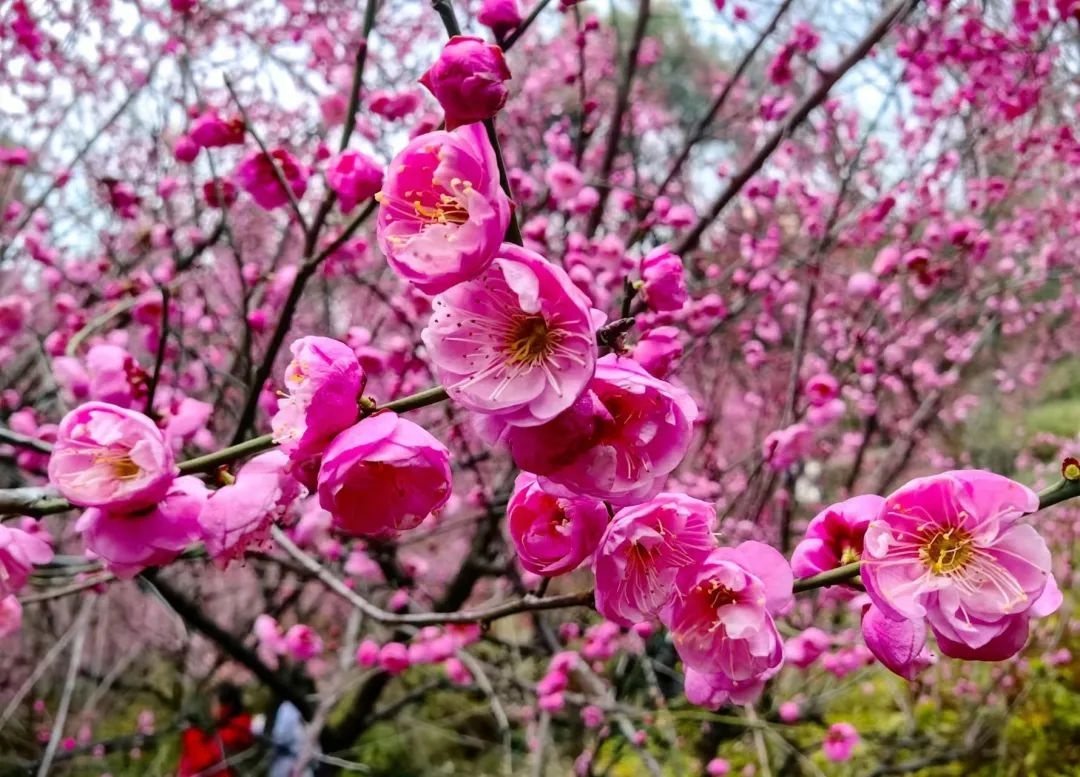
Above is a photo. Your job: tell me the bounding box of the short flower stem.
[792,561,862,594]
[1036,477,1080,511]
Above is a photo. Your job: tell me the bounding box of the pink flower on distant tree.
[822,722,859,762]
[235,149,308,210]
[640,245,688,312]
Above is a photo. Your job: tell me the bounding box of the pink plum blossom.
[317,413,452,537]
[639,245,688,312]
[283,624,324,661]
[422,244,597,426]
[199,451,304,567]
[862,470,1056,661]
[48,402,176,511]
[593,493,717,625]
[790,494,884,577]
[235,149,308,210]
[375,123,511,294]
[632,326,683,378]
[507,356,698,503]
[507,473,608,576]
[478,0,523,38]
[271,336,365,460]
[822,722,859,762]
[0,524,53,597]
[419,37,511,130]
[664,542,792,689]
[326,150,384,213]
[74,476,207,578]
[189,112,245,148]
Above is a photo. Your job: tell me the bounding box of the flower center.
[506,314,559,365]
[706,580,740,609]
[94,451,141,480]
[412,194,470,225]
[919,527,973,575]
[839,545,860,565]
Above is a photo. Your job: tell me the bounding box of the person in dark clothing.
[177,682,255,777]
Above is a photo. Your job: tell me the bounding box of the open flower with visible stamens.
[422,244,597,425]
[663,542,792,687]
[791,494,883,577]
[862,470,1057,661]
[376,123,510,294]
[593,493,717,626]
[48,402,176,511]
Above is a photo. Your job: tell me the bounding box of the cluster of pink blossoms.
[793,470,1060,676]
[31,23,1067,721]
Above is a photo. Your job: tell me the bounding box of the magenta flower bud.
[272,336,366,460]
[199,451,303,567]
[422,244,597,426]
[777,702,800,724]
[234,148,308,210]
[790,494,884,577]
[420,36,511,130]
[317,413,452,537]
[379,642,410,674]
[326,150,384,213]
[631,326,683,378]
[804,372,839,407]
[188,112,245,148]
[507,474,607,577]
[706,758,731,776]
[593,493,717,625]
[822,722,859,762]
[640,244,688,312]
[375,124,511,294]
[355,639,380,667]
[173,135,199,163]
[49,402,176,511]
[284,624,324,661]
[444,657,473,685]
[478,0,523,38]
[74,476,207,578]
[862,470,1057,662]
[0,524,53,598]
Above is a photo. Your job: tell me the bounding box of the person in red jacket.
[177,682,255,777]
